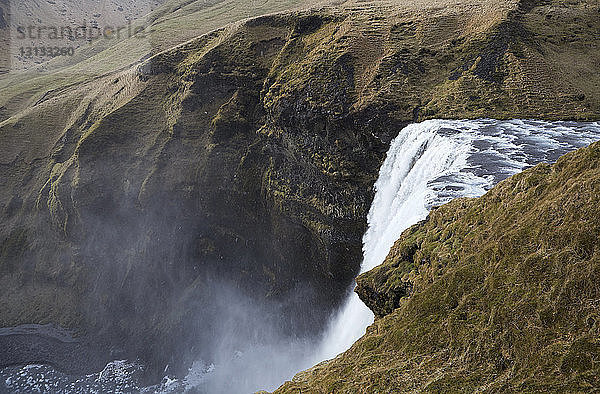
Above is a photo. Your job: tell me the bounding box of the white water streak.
[315,119,600,362]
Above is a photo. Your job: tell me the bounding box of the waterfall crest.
[315,119,600,362]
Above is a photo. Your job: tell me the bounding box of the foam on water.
[0,361,142,393]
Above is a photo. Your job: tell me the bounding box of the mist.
[173,281,321,393]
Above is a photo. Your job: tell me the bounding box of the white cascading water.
[3,119,600,393]
[315,118,600,362]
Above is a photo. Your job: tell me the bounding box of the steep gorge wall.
[1,0,599,378]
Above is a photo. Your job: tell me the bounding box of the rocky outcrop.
[1,0,600,382]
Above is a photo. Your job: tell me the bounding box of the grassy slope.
[2,0,599,164]
[0,0,325,119]
[4,0,600,123]
[275,132,600,392]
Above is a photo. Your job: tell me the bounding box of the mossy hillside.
[275,141,600,393]
[0,14,370,375]
[1,0,600,380]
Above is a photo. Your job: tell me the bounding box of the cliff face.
[1,0,600,379]
[276,140,600,392]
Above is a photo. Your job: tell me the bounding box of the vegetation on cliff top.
[276,140,600,392]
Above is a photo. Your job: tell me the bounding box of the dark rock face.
[0,14,388,378]
[1,0,600,381]
[356,266,414,318]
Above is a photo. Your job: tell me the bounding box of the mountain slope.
[275,138,600,392]
[0,0,325,120]
[1,0,600,382]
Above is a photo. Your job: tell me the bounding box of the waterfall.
[315,118,600,362]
